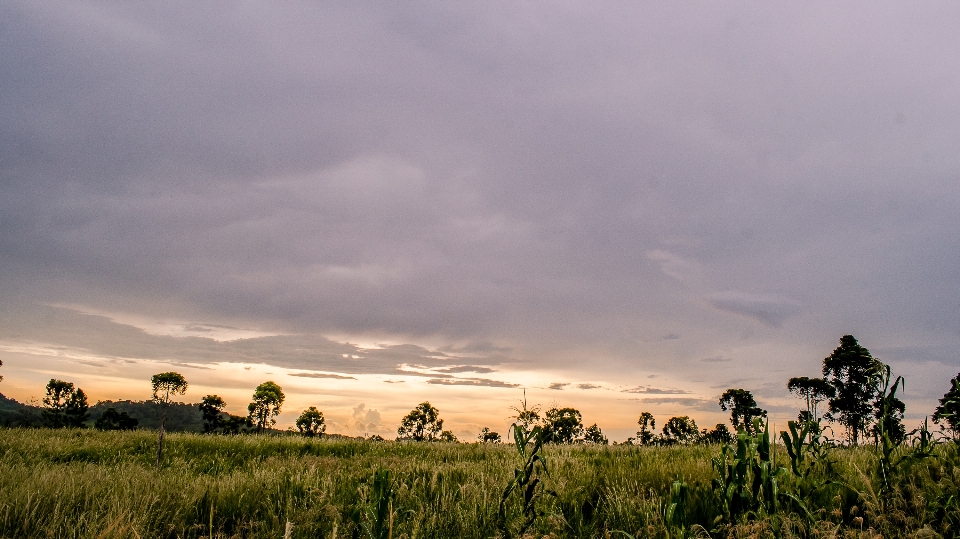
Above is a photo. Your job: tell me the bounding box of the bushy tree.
[199,395,226,433]
[662,416,699,444]
[543,407,584,444]
[439,430,458,442]
[42,379,89,428]
[719,388,767,434]
[701,423,734,444]
[787,376,835,422]
[151,372,187,467]
[94,408,138,430]
[583,423,608,445]
[478,427,502,443]
[397,401,443,441]
[247,381,285,431]
[296,406,326,436]
[822,335,884,445]
[933,374,960,439]
[636,412,656,445]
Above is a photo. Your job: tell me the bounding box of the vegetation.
[397,402,444,442]
[247,381,285,432]
[151,372,189,468]
[295,406,326,437]
[42,379,90,428]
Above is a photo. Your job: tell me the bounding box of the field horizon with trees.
[2,335,960,537]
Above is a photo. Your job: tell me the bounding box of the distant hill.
[0,393,43,427]
[90,400,205,432]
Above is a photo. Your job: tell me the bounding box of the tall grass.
[1,428,959,538]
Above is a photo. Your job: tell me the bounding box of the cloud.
[425,378,520,388]
[289,372,357,380]
[706,292,801,327]
[623,386,691,394]
[548,383,568,390]
[701,356,732,363]
[577,383,601,390]
[646,250,701,283]
[431,365,496,374]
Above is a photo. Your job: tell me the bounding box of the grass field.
[1,428,958,538]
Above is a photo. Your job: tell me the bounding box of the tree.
[0,358,3,382]
[543,407,584,444]
[94,408,138,430]
[42,379,89,428]
[701,423,734,445]
[397,402,444,441]
[787,376,836,422]
[662,416,699,444]
[636,412,656,445]
[247,381,285,431]
[583,423,608,445]
[151,372,187,466]
[719,389,767,434]
[296,406,326,436]
[199,395,226,433]
[439,430,458,442]
[934,374,960,439]
[478,427,502,443]
[822,335,884,445]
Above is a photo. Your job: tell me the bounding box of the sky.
[1,2,959,441]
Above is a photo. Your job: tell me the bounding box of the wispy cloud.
[706,292,801,327]
[426,378,520,388]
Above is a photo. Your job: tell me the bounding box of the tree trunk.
[155,413,166,468]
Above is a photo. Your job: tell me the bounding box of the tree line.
[3,335,960,446]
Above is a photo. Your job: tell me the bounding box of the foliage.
[350,468,395,539]
[636,411,656,445]
[787,376,835,422]
[701,424,734,445]
[89,400,204,432]
[199,395,226,433]
[438,430,458,442]
[508,390,541,430]
[498,423,553,537]
[933,373,960,438]
[583,423,608,445]
[822,335,884,445]
[247,381,285,431]
[662,416,699,445]
[295,406,326,437]
[41,379,89,428]
[711,419,786,524]
[543,407,584,444]
[478,427,502,443]
[93,407,138,431]
[150,372,188,404]
[396,401,443,441]
[718,388,767,434]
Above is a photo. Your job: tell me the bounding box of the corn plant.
[351,468,395,539]
[497,423,553,538]
[712,418,786,524]
[779,418,840,525]
[663,478,688,539]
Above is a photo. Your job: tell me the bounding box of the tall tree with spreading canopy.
[247,381,285,431]
[636,412,656,445]
[199,395,226,433]
[662,416,699,444]
[822,335,884,445]
[295,406,326,437]
[151,372,187,467]
[787,376,836,423]
[934,374,960,439]
[42,379,89,428]
[719,389,767,434]
[397,401,443,441]
[543,407,584,444]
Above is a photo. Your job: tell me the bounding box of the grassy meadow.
[3,428,960,539]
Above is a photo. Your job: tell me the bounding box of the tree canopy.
[822,335,884,445]
[543,407,584,444]
[199,395,226,433]
[787,376,835,422]
[295,406,326,437]
[397,401,443,441]
[41,379,89,428]
[719,388,767,434]
[934,374,960,438]
[151,372,188,405]
[248,381,285,431]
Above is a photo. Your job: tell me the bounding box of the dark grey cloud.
[623,386,691,395]
[548,383,568,390]
[1,2,959,421]
[577,384,601,390]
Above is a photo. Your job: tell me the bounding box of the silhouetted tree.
[701,423,734,444]
[719,388,767,434]
[199,395,226,433]
[296,406,326,437]
[439,430,458,442]
[151,372,187,467]
[42,379,89,428]
[787,376,836,422]
[662,416,699,444]
[543,407,584,444]
[94,408,138,430]
[583,423,608,445]
[247,381,284,431]
[397,401,443,441]
[934,374,960,439]
[478,427,502,443]
[636,412,656,445]
[822,335,884,445]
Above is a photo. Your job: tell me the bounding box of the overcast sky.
[2,1,958,440]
